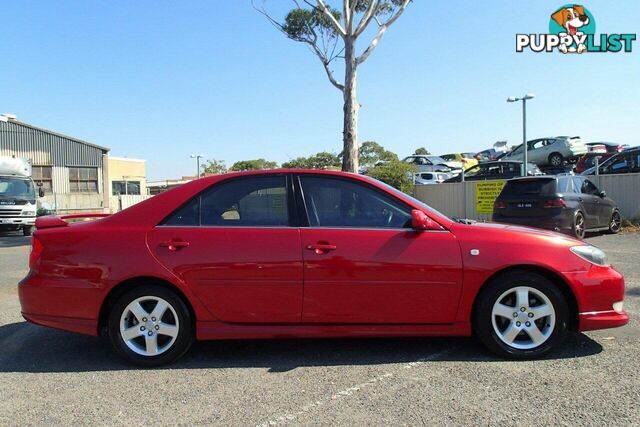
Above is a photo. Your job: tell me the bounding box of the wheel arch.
[98,276,196,335]
[472,265,579,331]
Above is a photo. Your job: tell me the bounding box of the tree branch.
[356,0,410,66]
[315,0,347,37]
[354,0,379,36]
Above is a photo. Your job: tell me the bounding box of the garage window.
[112,181,141,195]
[69,167,99,193]
[32,165,53,194]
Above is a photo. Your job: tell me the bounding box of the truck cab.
[0,157,43,236]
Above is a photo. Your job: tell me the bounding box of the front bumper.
[564,265,629,332]
[0,217,36,226]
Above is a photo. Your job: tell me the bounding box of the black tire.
[473,271,569,359]
[608,210,622,234]
[548,153,563,167]
[572,211,586,240]
[108,285,194,367]
[22,226,33,236]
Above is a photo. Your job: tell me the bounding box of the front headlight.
[22,210,36,216]
[570,245,609,266]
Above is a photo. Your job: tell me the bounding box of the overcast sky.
[2,1,638,180]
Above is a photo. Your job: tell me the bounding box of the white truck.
[0,156,44,236]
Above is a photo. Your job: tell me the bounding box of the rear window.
[500,178,557,196]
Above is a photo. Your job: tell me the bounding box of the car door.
[147,174,303,323]
[296,174,463,324]
[573,177,601,229]
[528,139,546,164]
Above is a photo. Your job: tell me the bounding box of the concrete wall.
[107,157,147,196]
[414,173,640,221]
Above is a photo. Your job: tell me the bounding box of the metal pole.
[196,156,200,178]
[522,99,527,176]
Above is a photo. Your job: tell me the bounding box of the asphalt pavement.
[0,229,638,426]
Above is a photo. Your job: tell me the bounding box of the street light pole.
[507,93,535,176]
[190,154,204,178]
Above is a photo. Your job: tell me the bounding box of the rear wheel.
[108,285,194,366]
[548,153,563,167]
[608,210,621,234]
[473,271,569,359]
[573,211,585,239]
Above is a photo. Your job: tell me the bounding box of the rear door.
[573,177,601,228]
[147,174,303,323]
[296,175,463,324]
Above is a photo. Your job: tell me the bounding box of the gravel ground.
[0,230,638,426]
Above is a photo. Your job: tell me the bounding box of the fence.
[40,194,152,214]
[414,173,640,221]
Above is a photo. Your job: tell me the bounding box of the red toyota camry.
[19,170,628,366]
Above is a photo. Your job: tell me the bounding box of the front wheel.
[548,153,564,167]
[473,271,569,359]
[108,285,194,366]
[22,226,33,236]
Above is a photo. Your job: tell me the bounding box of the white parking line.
[256,345,458,427]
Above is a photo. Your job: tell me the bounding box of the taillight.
[543,198,567,208]
[29,236,43,269]
[494,201,507,209]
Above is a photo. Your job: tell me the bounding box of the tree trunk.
[341,37,359,173]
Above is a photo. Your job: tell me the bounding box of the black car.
[492,175,621,239]
[444,161,541,183]
[581,146,640,175]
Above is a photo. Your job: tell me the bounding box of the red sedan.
[19,170,628,365]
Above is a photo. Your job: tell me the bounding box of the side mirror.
[411,209,440,230]
[599,190,607,198]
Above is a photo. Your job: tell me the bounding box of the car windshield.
[426,156,446,164]
[440,154,456,161]
[0,176,36,200]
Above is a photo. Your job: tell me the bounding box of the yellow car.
[440,153,479,170]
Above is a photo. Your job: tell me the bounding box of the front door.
[297,175,463,324]
[147,175,303,323]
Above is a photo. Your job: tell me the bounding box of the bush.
[365,160,416,194]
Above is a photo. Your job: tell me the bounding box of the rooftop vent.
[1,113,18,121]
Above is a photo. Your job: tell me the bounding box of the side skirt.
[196,322,472,341]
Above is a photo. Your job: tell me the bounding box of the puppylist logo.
[517,4,636,53]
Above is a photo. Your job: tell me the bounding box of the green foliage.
[358,141,399,168]
[365,160,415,194]
[229,159,279,171]
[282,7,341,41]
[282,151,341,169]
[202,159,227,175]
[414,147,430,155]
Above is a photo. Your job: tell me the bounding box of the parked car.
[493,175,621,239]
[586,141,629,154]
[581,147,640,175]
[402,155,458,174]
[412,171,451,185]
[575,152,615,174]
[20,169,627,366]
[500,137,587,167]
[444,161,542,183]
[475,149,501,162]
[440,153,479,170]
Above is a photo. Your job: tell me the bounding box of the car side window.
[299,176,412,229]
[580,179,600,195]
[604,154,630,174]
[162,176,289,227]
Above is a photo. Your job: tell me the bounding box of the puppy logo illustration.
[549,4,594,53]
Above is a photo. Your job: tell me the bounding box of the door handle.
[306,242,337,255]
[160,239,190,251]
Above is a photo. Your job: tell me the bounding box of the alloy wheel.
[119,296,180,357]
[610,211,621,233]
[491,286,556,350]
[574,213,585,239]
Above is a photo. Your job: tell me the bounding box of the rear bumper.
[492,213,574,233]
[21,312,99,336]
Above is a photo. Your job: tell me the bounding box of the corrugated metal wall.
[414,173,640,221]
[0,120,106,167]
